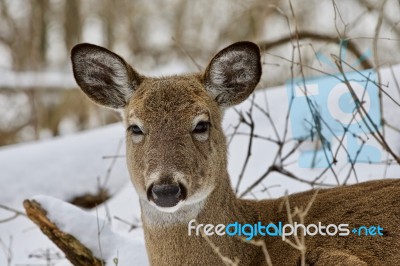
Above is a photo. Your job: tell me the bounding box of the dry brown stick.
[23,199,104,266]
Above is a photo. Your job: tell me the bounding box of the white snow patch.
[0,123,129,208]
[33,195,148,266]
[0,70,77,89]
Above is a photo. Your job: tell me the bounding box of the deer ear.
[71,43,143,109]
[203,41,262,107]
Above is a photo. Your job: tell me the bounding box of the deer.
[71,41,400,265]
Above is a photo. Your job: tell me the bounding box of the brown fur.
[71,42,400,265]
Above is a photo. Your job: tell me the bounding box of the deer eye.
[128,125,143,135]
[193,121,210,134]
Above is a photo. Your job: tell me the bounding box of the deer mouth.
[147,181,187,209]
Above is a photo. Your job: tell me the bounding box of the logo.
[188,220,384,241]
[286,41,381,167]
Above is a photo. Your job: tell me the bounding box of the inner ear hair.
[203,41,262,107]
[71,43,143,109]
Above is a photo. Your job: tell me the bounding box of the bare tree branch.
[257,31,373,69]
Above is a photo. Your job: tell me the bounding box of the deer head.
[71,42,261,222]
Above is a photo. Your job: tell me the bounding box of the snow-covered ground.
[0,70,76,90]
[1,65,400,265]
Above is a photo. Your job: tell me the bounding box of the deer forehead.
[125,76,219,126]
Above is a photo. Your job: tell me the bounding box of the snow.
[225,65,400,199]
[0,64,400,265]
[1,70,77,90]
[0,123,128,208]
[33,195,148,266]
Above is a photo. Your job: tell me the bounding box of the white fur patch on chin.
[141,187,214,227]
[149,200,185,213]
[147,186,213,214]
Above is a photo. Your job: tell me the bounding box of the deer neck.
[199,174,260,224]
[140,172,269,265]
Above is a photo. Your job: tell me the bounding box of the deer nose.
[147,182,187,208]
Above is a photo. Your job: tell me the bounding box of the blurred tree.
[0,0,49,70]
[64,0,81,51]
[100,0,115,49]
[30,0,49,69]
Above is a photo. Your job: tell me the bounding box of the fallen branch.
[23,199,103,266]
